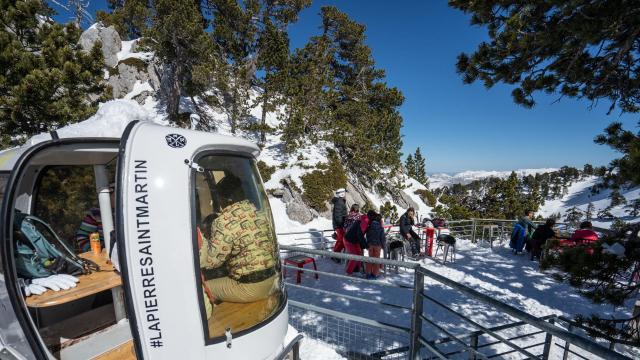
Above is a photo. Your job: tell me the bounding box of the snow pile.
[124,80,154,100]
[538,176,640,227]
[26,99,164,146]
[117,40,154,62]
[430,168,559,189]
[299,338,346,360]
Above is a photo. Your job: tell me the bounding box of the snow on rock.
[117,39,154,62]
[26,100,163,146]
[403,177,433,217]
[269,197,332,242]
[124,80,154,101]
[430,168,559,189]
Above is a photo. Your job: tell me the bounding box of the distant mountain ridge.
[429,168,559,189]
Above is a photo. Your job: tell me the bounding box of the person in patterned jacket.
[199,174,279,318]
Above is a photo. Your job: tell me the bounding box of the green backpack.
[13,213,85,279]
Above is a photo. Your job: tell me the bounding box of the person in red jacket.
[570,221,599,244]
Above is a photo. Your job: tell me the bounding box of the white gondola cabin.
[0,121,298,359]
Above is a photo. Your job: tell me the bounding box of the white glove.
[32,274,79,291]
[24,283,47,297]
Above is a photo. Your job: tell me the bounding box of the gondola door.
[117,122,206,359]
[117,122,288,360]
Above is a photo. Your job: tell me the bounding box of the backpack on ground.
[13,213,87,279]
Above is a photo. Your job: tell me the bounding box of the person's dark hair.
[367,210,377,219]
[525,209,534,216]
[580,221,592,229]
[350,204,360,212]
[545,218,556,227]
[217,173,244,206]
[407,207,415,214]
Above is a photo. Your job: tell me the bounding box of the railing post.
[410,269,425,359]
[469,333,478,360]
[471,219,477,243]
[542,317,554,360]
[562,323,573,360]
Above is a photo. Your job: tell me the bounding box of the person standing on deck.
[365,211,386,279]
[343,204,367,275]
[331,188,348,258]
[530,218,557,261]
[518,209,538,252]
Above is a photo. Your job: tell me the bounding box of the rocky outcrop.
[281,178,316,224]
[394,190,420,210]
[345,180,370,209]
[79,25,159,103]
[79,23,121,68]
[108,58,160,101]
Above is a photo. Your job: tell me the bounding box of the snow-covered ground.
[284,236,640,359]
[538,176,640,228]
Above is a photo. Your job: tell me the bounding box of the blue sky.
[51,1,639,173]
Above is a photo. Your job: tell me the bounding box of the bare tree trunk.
[260,86,268,145]
[162,62,181,125]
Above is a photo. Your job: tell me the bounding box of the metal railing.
[279,237,636,359]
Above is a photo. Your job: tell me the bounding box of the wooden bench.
[94,340,135,360]
[26,251,122,309]
[207,292,280,338]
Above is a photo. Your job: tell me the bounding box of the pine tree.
[626,199,640,217]
[0,0,110,145]
[208,0,260,134]
[405,154,416,178]
[609,189,627,207]
[254,0,311,144]
[583,164,594,176]
[96,0,151,40]
[564,206,584,228]
[146,0,220,126]
[597,207,614,220]
[586,202,596,220]
[595,123,640,186]
[318,6,404,181]
[414,147,428,186]
[379,201,398,224]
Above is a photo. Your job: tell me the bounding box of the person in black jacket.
[530,218,556,261]
[366,211,386,279]
[399,208,421,258]
[331,188,348,254]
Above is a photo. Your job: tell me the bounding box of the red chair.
[283,255,319,284]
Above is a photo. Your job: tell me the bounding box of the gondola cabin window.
[193,155,284,341]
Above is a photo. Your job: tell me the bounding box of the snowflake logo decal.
[165,134,187,148]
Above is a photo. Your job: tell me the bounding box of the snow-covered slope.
[538,176,640,228]
[429,168,558,189]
